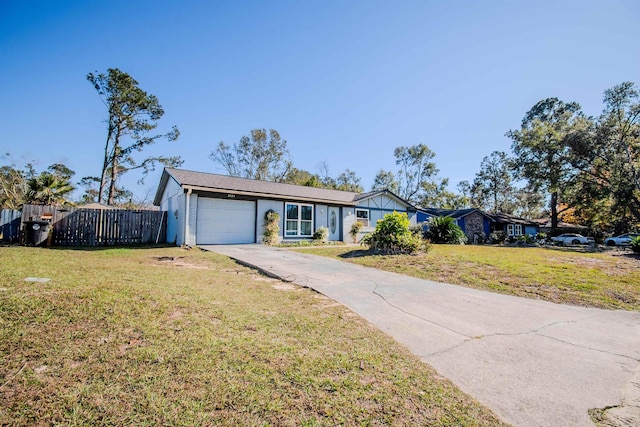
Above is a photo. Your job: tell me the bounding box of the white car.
[604,233,639,246]
[551,233,594,246]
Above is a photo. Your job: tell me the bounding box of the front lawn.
[296,245,640,311]
[0,246,505,426]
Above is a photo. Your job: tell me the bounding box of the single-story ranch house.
[153,168,418,245]
[418,208,540,242]
[418,208,493,242]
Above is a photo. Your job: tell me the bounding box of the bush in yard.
[630,236,640,254]
[362,211,430,255]
[312,226,328,243]
[409,223,424,236]
[424,216,467,244]
[516,234,535,245]
[262,209,280,245]
[489,230,508,244]
[349,220,363,243]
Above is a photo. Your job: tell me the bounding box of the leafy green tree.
[567,82,640,231]
[424,216,467,244]
[507,98,586,229]
[87,68,181,205]
[470,151,517,213]
[210,129,291,182]
[282,167,323,187]
[335,169,363,192]
[630,236,640,254]
[512,184,546,219]
[362,211,429,254]
[0,159,76,208]
[26,168,75,206]
[316,161,338,189]
[371,169,399,193]
[394,144,438,203]
[0,163,30,210]
[419,178,468,209]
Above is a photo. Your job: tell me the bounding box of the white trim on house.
[285,202,314,237]
[355,208,370,227]
[507,224,523,236]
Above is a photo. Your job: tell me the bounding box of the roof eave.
[357,189,418,210]
[183,185,358,206]
[153,169,171,206]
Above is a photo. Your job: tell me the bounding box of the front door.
[328,207,340,241]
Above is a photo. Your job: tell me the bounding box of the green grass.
[296,245,640,311]
[0,246,505,426]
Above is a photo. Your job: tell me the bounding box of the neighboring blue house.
[489,212,539,238]
[417,208,539,241]
[418,208,493,242]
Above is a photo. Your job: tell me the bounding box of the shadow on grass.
[338,249,372,259]
[45,243,175,252]
[609,251,640,260]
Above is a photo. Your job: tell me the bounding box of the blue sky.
[1,0,638,202]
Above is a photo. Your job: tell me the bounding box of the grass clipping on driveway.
[298,245,640,311]
[0,247,505,426]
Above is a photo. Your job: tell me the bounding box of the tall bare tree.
[210,129,291,181]
[87,68,181,205]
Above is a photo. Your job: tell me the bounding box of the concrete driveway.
[203,244,640,427]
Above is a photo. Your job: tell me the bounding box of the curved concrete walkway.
[203,244,640,427]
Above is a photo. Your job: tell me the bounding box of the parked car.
[603,233,640,246]
[551,233,594,246]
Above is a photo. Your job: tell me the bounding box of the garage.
[196,198,256,244]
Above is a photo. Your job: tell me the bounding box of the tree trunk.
[107,135,121,206]
[98,132,111,204]
[550,191,558,230]
[108,157,117,205]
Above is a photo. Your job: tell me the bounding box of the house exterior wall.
[355,193,416,233]
[256,199,284,243]
[158,177,185,245]
[343,207,359,242]
[357,194,407,211]
[161,178,419,245]
[185,193,198,246]
[315,205,328,230]
[416,211,433,223]
[524,225,538,236]
[463,211,486,241]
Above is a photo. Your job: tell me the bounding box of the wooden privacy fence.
[21,204,167,246]
[1,209,22,243]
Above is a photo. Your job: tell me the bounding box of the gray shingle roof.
[156,168,360,205]
[487,212,538,225]
[421,208,484,219]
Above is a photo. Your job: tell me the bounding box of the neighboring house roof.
[79,202,116,210]
[419,208,538,226]
[531,218,588,230]
[420,207,492,220]
[488,212,538,226]
[153,168,416,208]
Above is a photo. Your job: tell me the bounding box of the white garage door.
[196,198,256,244]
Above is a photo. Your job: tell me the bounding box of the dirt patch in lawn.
[150,255,213,269]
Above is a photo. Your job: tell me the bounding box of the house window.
[507,224,522,236]
[356,208,369,227]
[285,203,313,237]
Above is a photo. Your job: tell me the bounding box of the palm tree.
[424,216,467,244]
[26,172,74,206]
